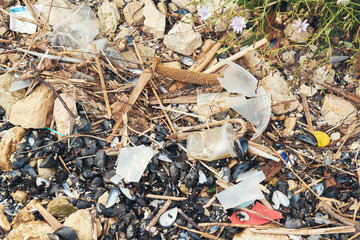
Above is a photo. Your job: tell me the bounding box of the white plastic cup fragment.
[10,5,42,34]
[197,92,230,117]
[186,124,237,161]
[114,145,155,183]
[216,170,265,210]
[217,60,271,140]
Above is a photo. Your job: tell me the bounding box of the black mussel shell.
[54,226,77,240]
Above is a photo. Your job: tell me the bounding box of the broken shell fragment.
[105,187,120,208]
[159,207,178,228]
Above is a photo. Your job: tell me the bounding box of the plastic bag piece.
[217,60,271,140]
[113,145,156,183]
[10,5,42,34]
[186,124,237,161]
[216,170,265,210]
[49,3,99,49]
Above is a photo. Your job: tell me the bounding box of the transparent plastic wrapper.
[110,145,155,183]
[186,124,236,161]
[10,5,42,34]
[217,60,271,139]
[49,4,99,49]
[197,92,230,117]
[217,170,265,210]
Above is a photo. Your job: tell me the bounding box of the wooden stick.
[145,194,187,201]
[178,208,201,230]
[58,155,70,173]
[198,222,273,228]
[34,203,62,230]
[348,231,360,240]
[315,81,360,105]
[174,223,219,240]
[92,43,112,119]
[169,35,227,91]
[249,226,355,235]
[300,93,314,133]
[106,69,152,142]
[204,38,268,74]
[319,202,356,226]
[155,65,220,85]
[146,200,172,231]
[293,178,324,195]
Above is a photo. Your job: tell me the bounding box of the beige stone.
[0,73,26,119]
[143,0,166,38]
[0,127,25,172]
[11,199,39,229]
[233,228,289,240]
[321,94,357,125]
[284,21,314,43]
[113,0,126,8]
[98,192,109,206]
[47,196,78,218]
[162,62,182,69]
[299,84,317,97]
[123,1,144,26]
[64,209,102,240]
[53,93,78,136]
[171,0,196,13]
[6,221,53,240]
[157,1,167,15]
[10,190,30,204]
[0,205,11,233]
[98,0,121,34]
[9,84,56,129]
[261,71,299,115]
[163,14,202,56]
[243,50,270,77]
[312,65,335,89]
[37,158,56,179]
[283,117,297,136]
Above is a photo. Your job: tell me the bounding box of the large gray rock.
[163,14,202,56]
[143,0,166,38]
[9,84,56,129]
[123,1,144,26]
[321,94,357,125]
[261,70,299,115]
[64,209,102,240]
[0,127,25,172]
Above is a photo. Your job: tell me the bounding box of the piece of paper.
[230,202,283,225]
[10,5,42,34]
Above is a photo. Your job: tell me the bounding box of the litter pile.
[0,0,360,239]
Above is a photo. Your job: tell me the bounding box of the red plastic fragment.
[230,202,283,225]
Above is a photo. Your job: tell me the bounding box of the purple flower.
[293,19,309,33]
[198,5,210,21]
[230,16,246,33]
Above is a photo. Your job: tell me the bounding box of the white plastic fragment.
[236,169,265,183]
[198,170,207,184]
[217,60,271,139]
[115,145,156,183]
[216,170,265,209]
[186,124,237,161]
[10,5,42,34]
[248,144,280,162]
[196,92,230,117]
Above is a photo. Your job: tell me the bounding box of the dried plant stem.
[250,226,355,235]
[319,202,356,226]
[178,208,201,230]
[146,200,171,231]
[301,93,314,133]
[92,43,112,119]
[58,156,70,173]
[145,194,187,201]
[155,65,220,85]
[198,222,272,228]
[169,34,227,91]
[293,178,324,195]
[174,223,218,240]
[204,38,268,74]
